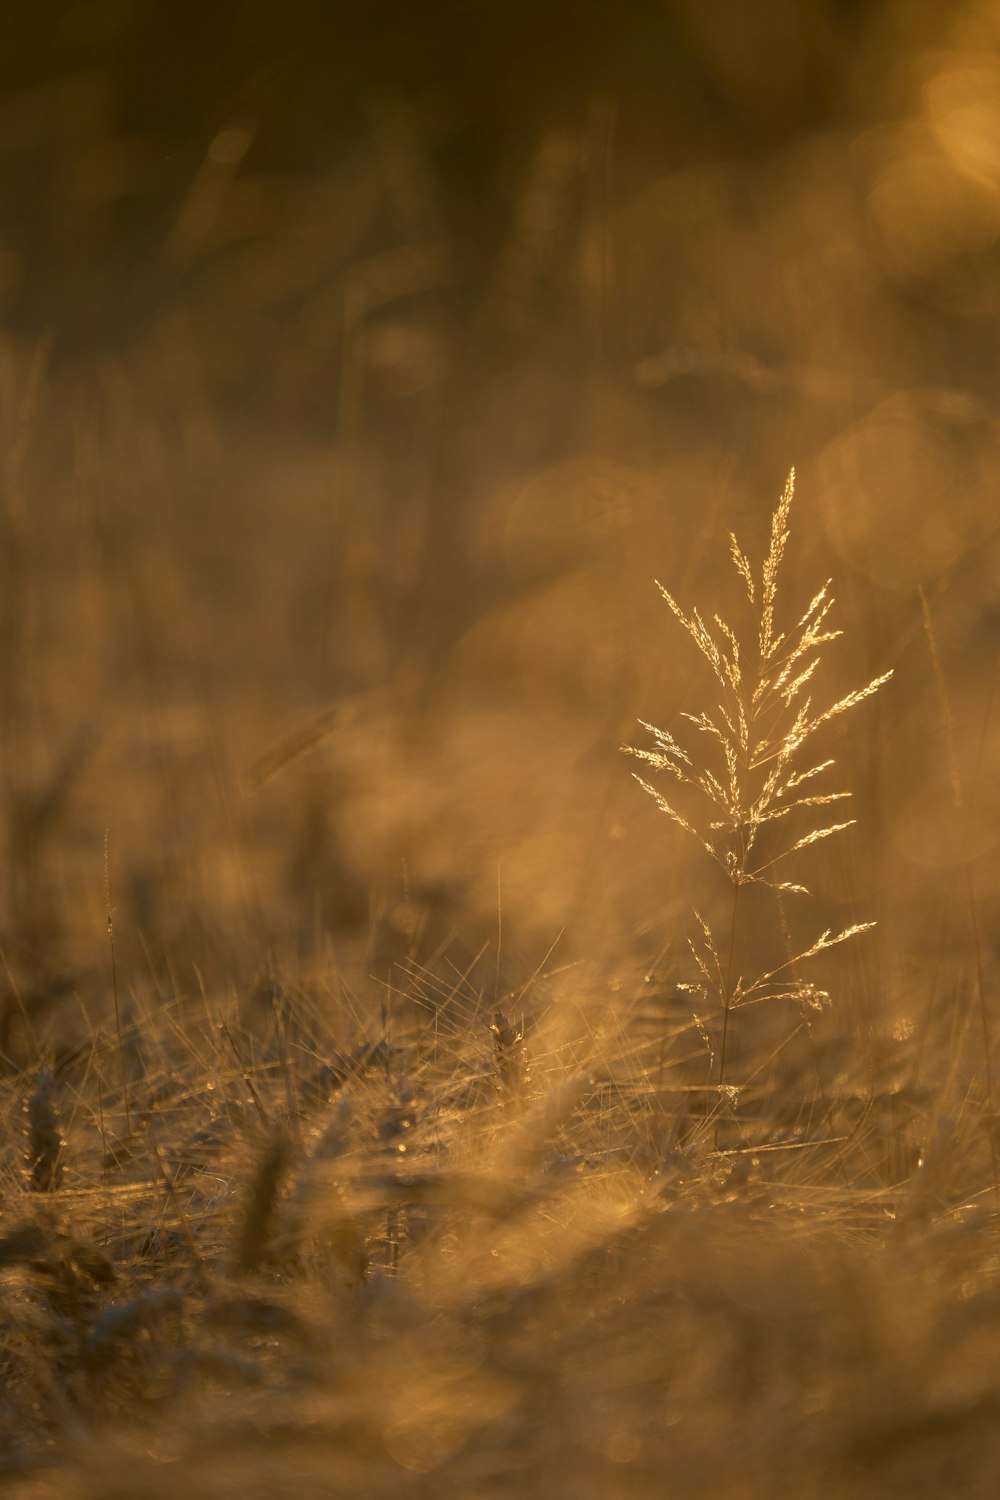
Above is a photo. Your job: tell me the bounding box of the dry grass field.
[3,3,1000,1495]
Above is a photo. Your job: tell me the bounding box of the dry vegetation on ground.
[3,4,1000,1496]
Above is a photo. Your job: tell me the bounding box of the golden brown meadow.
[3,7,1000,1497]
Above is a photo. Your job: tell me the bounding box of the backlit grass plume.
[625,470,892,1096]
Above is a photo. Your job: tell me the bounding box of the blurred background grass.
[5,6,1000,1496]
[1,0,998,1075]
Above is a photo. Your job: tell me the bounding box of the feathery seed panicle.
[624,469,892,896]
[625,469,892,1061]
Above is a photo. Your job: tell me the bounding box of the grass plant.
[625,470,892,1115]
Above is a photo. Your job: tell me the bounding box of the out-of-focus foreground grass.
[2,3,1000,1495]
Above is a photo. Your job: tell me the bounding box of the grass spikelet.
[490,1006,531,1106]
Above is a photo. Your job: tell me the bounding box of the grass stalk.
[625,470,892,1137]
[104,829,132,1138]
